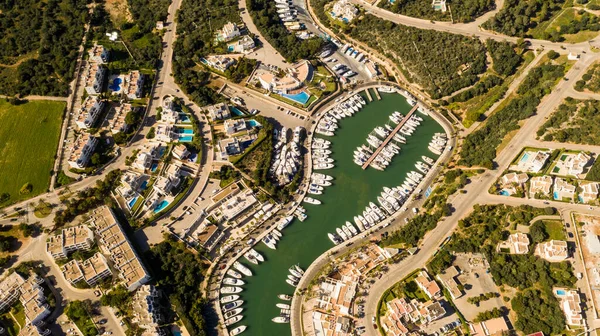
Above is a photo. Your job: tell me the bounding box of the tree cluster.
[0,0,89,96]
[482,0,565,37]
[381,0,494,23]
[538,98,600,145]
[447,75,503,104]
[459,61,565,168]
[486,40,523,76]
[473,307,506,322]
[512,289,566,335]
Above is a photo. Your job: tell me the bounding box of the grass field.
[0,100,65,206]
[544,220,567,240]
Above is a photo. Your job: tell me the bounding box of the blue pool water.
[500,190,510,196]
[247,119,261,127]
[188,153,197,162]
[556,289,566,296]
[179,135,193,142]
[109,77,122,91]
[141,180,148,190]
[172,332,182,336]
[228,46,234,52]
[553,191,560,200]
[282,91,311,105]
[520,152,530,163]
[154,200,170,213]
[179,114,191,123]
[128,197,138,208]
[579,195,584,203]
[178,128,194,134]
[230,106,245,116]
[151,163,158,172]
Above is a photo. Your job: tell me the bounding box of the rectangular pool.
[179,135,194,142]
[281,91,311,105]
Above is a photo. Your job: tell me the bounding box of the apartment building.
[62,253,112,286]
[414,271,441,300]
[19,276,50,326]
[88,44,110,64]
[46,225,93,259]
[124,71,144,100]
[108,103,136,134]
[19,325,51,336]
[75,96,105,129]
[0,273,25,312]
[89,206,151,291]
[84,62,106,95]
[67,133,99,169]
[132,285,164,331]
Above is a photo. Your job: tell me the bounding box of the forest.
[446,75,503,104]
[0,0,89,96]
[512,289,567,335]
[459,60,565,168]
[248,0,324,61]
[486,40,523,76]
[348,15,487,98]
[380,0,494,23]
[482,0,565,37]
[537,98,600,145]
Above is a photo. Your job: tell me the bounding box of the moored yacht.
[223,278,245,286]
[230,326,247,335]
[272,316,290,323]
[224,308,244,319]
[223,300,244,312]
[227,269,242,279]
[221,286,243,294]
[225,315,243,326]
[233,262,252,276]
[278,294,292,301]
[303,197,321,205]
[221,295,240,303]
[277,216,294,230]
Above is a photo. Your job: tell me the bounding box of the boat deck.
[361,104,418,170]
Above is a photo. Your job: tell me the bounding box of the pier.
[361,104,419,170]
[374,89,382,100]
[365,89,373,102]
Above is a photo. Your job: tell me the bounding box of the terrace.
[123,70,144,100]
[83,62,106,95]
[66,133,98,169]
[75,96,104,129]
[107,103,135,134]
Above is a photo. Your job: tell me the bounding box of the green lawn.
[0,100,64,206]
[544,220,567,240]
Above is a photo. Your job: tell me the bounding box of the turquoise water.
[179,114,191,123]
[231,106,245,116]
[556,289,566,296]
[500,190,510,196]
[178,128,194,134]
[179,135,193,142]
[247,119,261,128]
[141,180,148,190]
[154,200,169,213]
[520,152,530,163]
[281,92,310,105]
[228,92,444,335]
[128,197,138,208]
[553,191,559,200]
[151,163,158,172]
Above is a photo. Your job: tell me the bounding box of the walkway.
[361,104,417,169]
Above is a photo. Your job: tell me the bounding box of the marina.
[219,90,444,335]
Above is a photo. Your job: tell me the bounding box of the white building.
[84,62,106,95]
[536,240,568,262]
[224,119,247,135]
[580,182,599,203]
[230,35,255,53]
[332,0,359,22]
[514,150,550,173]
[529,175,553,198]
[205,55,236,72]
[217,22,241,42]
[172,144,190,160]
[88,44,110,64]
[117,171,144,198]
[124,70,144,100]
[161,109,179,124]
[75,96,105,129]
[431,0,447,11]
[206,103,231,120]
[554,177,576,200]
[46,225,94,259]
[108,103,135,134]
[67,133,98,169]
[155,124,177,142]
[555,288,585,327]
[132,285,164,331]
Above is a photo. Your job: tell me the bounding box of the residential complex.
[66,133,99,169]
[46,225,94,259]
[83,62,107,95]
[108,103,136,134]
[88,44,110,64]
[124,70,144,100]
[497,232,530,254]
[62,253,113,286]
[75,96,105,129]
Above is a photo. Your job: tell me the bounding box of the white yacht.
[272,229,282,239]
[342,225,353,238]
[314,163,334,170]
[224,308,244,319]
[336,227,348,241]
[354,216,366,231]
[227,269,243,279]
[277,303,291,310]
[289,267,303,278]
[221,295,240,304]
[277,216,294,230]
[233,262,252,277]
[225,315,243,326]
[286,278,298,287]
[263,236,277,250]
[294,265,304,274]
[230,326,247,335]
[248,249,264,262]
[223,300,244,312]
[244,252,259,265]
[346,221,358,235]
[223,278,245,286]
[303,197,321,205]
[221,286,243,294]
[279,294,292,301]
[287,274,299,282]
[272,316,290,323]
[328,233,341,245]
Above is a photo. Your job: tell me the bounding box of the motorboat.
[223,300,244,312]
[272,229,282,239]
[279,294,292,301]
[225,315,243,326]
[354,216,365,231]
[221,295,240,304]
[289,267,303,278]
[272,316,290,323]
[314,163,334,170]
[277,303,291,309]
[223,278,245,286]
[303,197,321,205]
[336,227,348,241]
[227,269,243,279]
[248,249,264,262]
[294,265,304,274]
[308,187,323,195]
[221,286,243,294]
[230,326,247,335]
[224,308,244,319]
[286,279,298,287]
[233,262,252,276]
[313,173,333,181]
[345,222,358,235]
[244,252,259,265]
[263,236,277,249]
[287,274,299,282]
[342,225,353,238]
[422,155,435,165]
[328,233,341,245]
[379,86,395,93]
[277,216,294,230]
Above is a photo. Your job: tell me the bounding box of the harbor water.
[229,91,444,335]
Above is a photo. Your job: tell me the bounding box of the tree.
[90,153,101,166]
[146,127,155,139]
[548,50,559,60]
[19,183,33,195]
[529,221,548,243]
[0,193,9,203]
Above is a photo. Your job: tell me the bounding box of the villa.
[88,44,110,64]
[216,22,241,42]
[155,124,177,142]
[172,144,190,160]
[153,163,182,195]
[108,103,136,134]
[206,102,232,120]
[83,62,106,95]
[205,55,237,72]
[431,0,447,11]
[414,270,441,300]
[498,232,530,254]
[46,225,94,260]
[219,137,243,158]
[132,143,161,172]
[553,152,591,177]
[554,288,585,327]
[580,182,599,203]
[512,150,550,173]
[436,266,463,300]
[256,61,312,94]
[529,175,553,198]
[331,0,359,22]
[554,177,576,200]
[117,171,144,198]
[88,206,151,291]
[535,240,569,262]
[229,35,255,53]
[124,70,144,100]
[469,317,510,336]
[501,172,529,186]
[62,253,113,286]
[161,108,180,124]
[67,133,99,169]
[224,119,248,135]
[75,96,105,129]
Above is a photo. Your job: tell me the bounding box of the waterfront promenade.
[361,104,418,169]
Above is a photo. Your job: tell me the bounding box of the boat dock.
[374,89,382,100]
[361,104,419,170]
[365,89,373,102]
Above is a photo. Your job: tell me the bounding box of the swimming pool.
[281,91,311,105]
[228,46,234,52]
[128,197,138,209]
[140,180,148,190]
[556,289,566,296]
[179,135,193,142]
[178,128,194,134]
[109,77,122,92]
[519,152,530,163]
[179,114,191,123]
[553,191,560,200]
[247,119,262,128]
[230,106,245,116]
[151,163,158,172]
[500,190,510,196]
[154,200,170,213]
